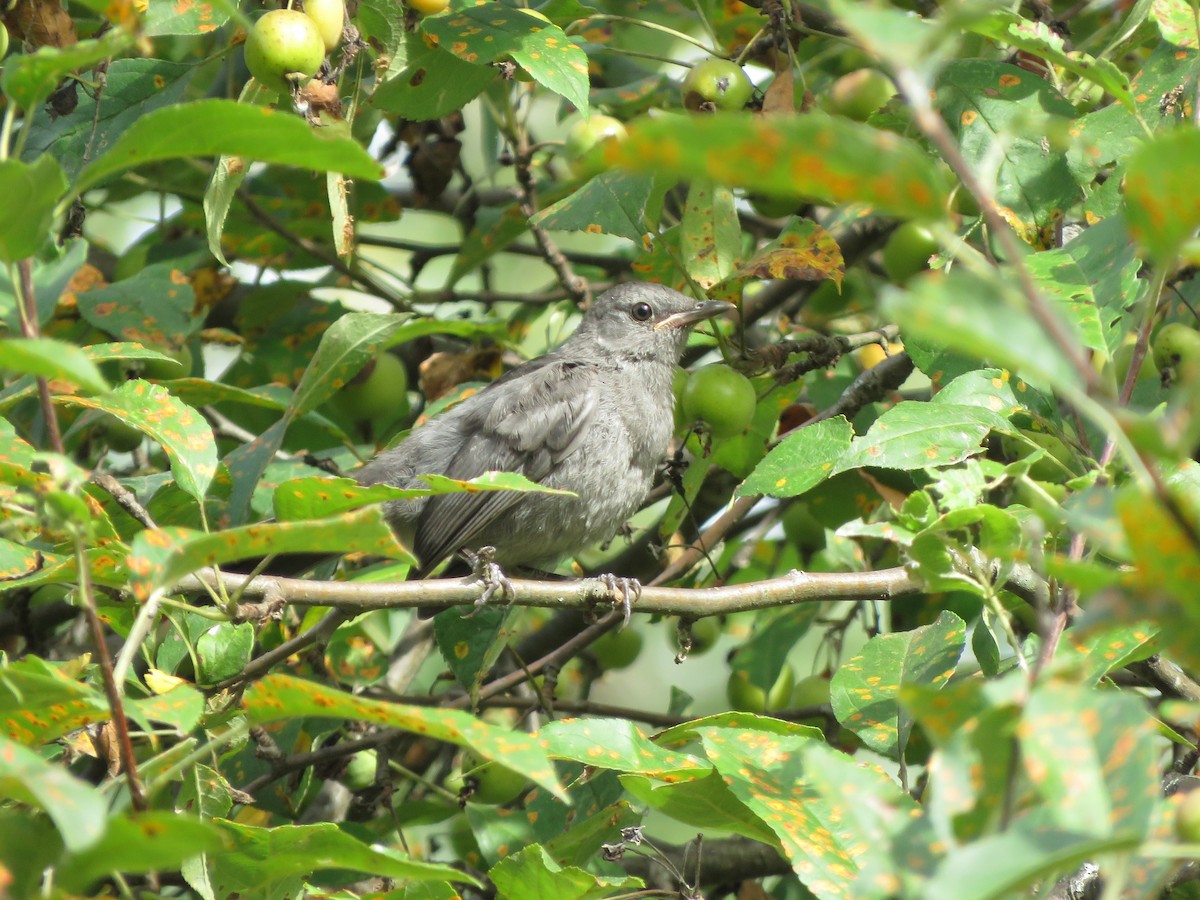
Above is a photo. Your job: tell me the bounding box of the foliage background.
[4,0,1200,897]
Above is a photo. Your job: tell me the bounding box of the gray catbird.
[355,283,728,596]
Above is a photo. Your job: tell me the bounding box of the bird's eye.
[630,302,654,322]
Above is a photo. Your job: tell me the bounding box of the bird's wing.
[414,358,601,573]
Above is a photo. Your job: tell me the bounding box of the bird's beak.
[656,300,731,330]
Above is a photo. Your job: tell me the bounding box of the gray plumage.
[355,283,728,576]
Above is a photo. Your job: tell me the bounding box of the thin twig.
[16,260,64,453]
[76,538,146,810]
[511,147,590,305]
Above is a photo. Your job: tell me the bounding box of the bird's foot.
[462,546,515,615]
[597,573,641,627]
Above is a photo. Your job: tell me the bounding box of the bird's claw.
[463,546,515,615]
[598,573,641,628]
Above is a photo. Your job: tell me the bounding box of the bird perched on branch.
[355,282,728,616]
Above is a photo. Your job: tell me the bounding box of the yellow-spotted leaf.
[601,113,949,220]
[243,674,565,799]
[831,611,966,758]
[62,380,217,502]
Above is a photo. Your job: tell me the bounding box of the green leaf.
[0,237,86,331]
[23,59,194,182]
[831,611,966,758]
[0,734,108,852]
[204,154,249,266]
[1019,683,1160,836]
[423,5,588,113]
[539,717,708,779]
[1117,490,1200,669]
[132,683,206,732]
[63,381,217,502]
[620,769,778,844]
[0,158,68,262]
[970,11,1134,109]
[207,821,476,896]
[697,723,929,896]
[739,417,853,499]
[731,606,821,695]
[602,112,950,220]
[883,267,1086,394]
[1066,42,1194,184]
[489,845,640,900]
[78,260,202,346]
[373,35,498,121]
[681,178,740,289]
[922,827,1140,900]
[800,742,941,894]
[272,475,422,521]
[934,59,1081,247]
[434,604,509,692]
[123,507,410,600]
[1125,128,1200,264]
[0,812,62,900]
[826,0,952,78]
[74,100,384,195]
[904,678,1021,840]
[0,337,107,393]
[59,816,223,897]
[531,170,657,242]
[243,674,565,799]
[0,31,132,109]
[731,218,843,284]
[540,798,643,867]
[0,538,49,581]
[1025,217,1144,354]
[418,471,576,496]
[195,621,255,685]
[144,0,231,35]
[58,813,226,894]
[291,311,410,417]
[832,399,1007,475]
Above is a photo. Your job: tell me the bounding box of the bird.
[354,282,729,614]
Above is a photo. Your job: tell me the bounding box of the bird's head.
[572,283,729,363]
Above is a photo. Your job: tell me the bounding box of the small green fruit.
[343,750,377,790]
[462,751,529,805]
[333,353,409,424]
[825,68,895,121]
[781,503,826,552]
[682,58,753,112]
[672,617,721,656]
[882,221,938,285]
[592,627,643,670]
[726,664,795,714]
[791,674,831,708]
[1111,340,1158,387]
[303,0,344,51]
[0,22,9,59]
[1152,322,1200,374]
[101,416,143,453]
[244,9,325,95]
[681,364,757,437]
[564,114,627,176]
[407,0,450,15]
[1177,790,1200,842]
